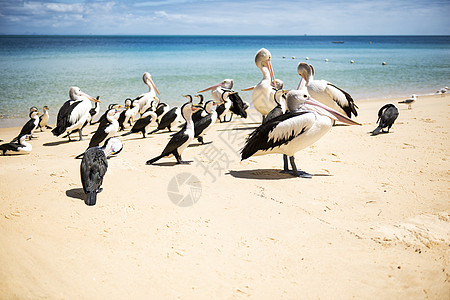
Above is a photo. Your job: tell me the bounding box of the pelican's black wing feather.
[241,111,311,160]
[327,83,358,118]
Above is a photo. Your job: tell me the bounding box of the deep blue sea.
[0,35,449,126]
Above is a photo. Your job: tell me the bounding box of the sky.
[0,0,449,35]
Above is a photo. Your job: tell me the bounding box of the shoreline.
[0,91,441,129]
[0,93,448,298]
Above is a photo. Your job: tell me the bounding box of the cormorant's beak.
[191,105,202,112]
[197,82,223,93]
[305,97,361,126]
[147,76,160,95]
[241,86,255,91]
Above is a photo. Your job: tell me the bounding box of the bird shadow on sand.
[188,142,212,147]
[217,126,258,132]
[149,160,194,167]
[228,169,332,180]
[66,188,85,201]
[43,140,73,147]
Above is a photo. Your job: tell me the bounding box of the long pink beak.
[305,97,361,126]
[197,82,223,93]
[266,59,277,88]
[83,91,101,103]
[147,76,160,95]
[241,86,255,91]
[297,76,307,90]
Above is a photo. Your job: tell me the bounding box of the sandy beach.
[0,94,449,299]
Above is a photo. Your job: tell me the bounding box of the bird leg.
[289,156,312,178]
[174,152,189,164]
[280,154,290,173]
[78,129,83,141]
[197,136,204,144]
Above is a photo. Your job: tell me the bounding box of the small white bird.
[436,86,449,96]
[398,94,417,109]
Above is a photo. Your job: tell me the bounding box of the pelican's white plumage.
[251,48,278,117]
[52,87,101,140]
[137,72,160,115]
[241,89,360,177]
[297,63,358,118]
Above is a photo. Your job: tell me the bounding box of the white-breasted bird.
[297,62,358,118]
[52,87,101,141]
[146,102,201,165]
[241,89,361,177]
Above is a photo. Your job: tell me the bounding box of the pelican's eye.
[303,94,308,98]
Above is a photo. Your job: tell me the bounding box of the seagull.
[436,86,449,96]
[297,62,358,118]
[398,94,416,109]
[52,87,101,141]
[241,89,361,177]
[371,104,399,135]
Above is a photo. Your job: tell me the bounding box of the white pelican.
[241,89,361,177]
[398,94,416,109]
[297,63,358,119]
[52,87,101,141]
[251,48,278,119]
[137,72,160,115]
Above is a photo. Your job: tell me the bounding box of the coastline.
[0,94,449,298]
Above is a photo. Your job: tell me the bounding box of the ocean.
[0,35,449,127]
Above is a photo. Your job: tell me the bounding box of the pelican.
[371,104,399,135]
[250,48,278,119]
[241,89,361,177]
[52,87,101,141]
[398,94,416,109]
[136,72,160,115]
[297,63,358,119]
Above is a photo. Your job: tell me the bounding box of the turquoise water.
[0,35,449,126]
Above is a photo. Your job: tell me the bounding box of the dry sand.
[0,94,449,299]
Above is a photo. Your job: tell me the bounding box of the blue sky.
[0,0,449,35]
